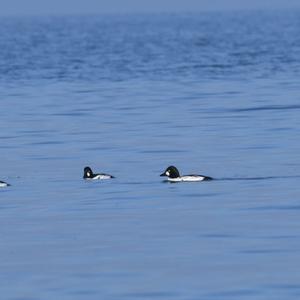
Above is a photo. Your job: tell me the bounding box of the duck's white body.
[85,174,113,180]
[167,175,208,182]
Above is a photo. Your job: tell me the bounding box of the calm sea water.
[0,11,300,300]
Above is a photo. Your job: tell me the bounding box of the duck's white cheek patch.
[87,172,90,177]
[166,171,170,176]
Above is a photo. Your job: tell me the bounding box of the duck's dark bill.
[160,173,166,177]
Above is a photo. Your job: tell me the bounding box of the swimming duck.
[83,166,115,180]
[0,180,10,187]
[160,166,212,182]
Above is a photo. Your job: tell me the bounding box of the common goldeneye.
[83,166,115,180]
[160,166,212,182]
[0,180,10,187]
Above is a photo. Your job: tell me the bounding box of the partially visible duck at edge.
[0,180,10,187]
[83,166,115,180]
[160,165,212,182]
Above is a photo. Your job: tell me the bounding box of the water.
[0,11,300,300]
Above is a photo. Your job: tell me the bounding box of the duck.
[160,166,212,182]
[0,180,10,187]
[83,166,115,180]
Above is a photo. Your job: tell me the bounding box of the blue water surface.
[0,11,300,300]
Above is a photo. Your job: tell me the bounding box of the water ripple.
[229,104,300,113]
[218,175,300,181]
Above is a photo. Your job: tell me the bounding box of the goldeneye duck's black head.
[83,166,94,179]
[160,166,180,178]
